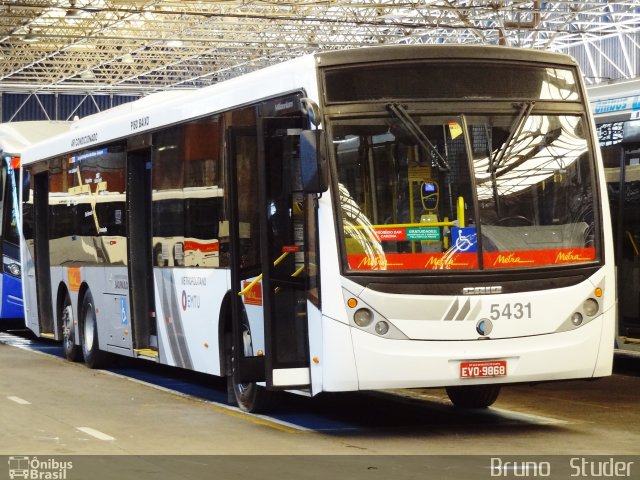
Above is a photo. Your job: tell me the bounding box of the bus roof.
[22,52,319,165]
[70,90,191,131]
[0,121,71,156]
[21,45,579,166]
[314,44,578,68]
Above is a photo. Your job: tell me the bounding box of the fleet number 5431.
[489,302,532,320]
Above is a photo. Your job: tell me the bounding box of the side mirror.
[300,130,328,194]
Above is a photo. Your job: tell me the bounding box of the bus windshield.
[333,110,598,272]
[3,159,20,247]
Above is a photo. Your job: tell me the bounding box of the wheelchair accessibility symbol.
[452,227,477,253]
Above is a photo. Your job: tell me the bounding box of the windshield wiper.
[387,103,450,172]
[490,101,536,172]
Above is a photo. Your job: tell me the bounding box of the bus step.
[134,348,159,360]
[40,332,55,339]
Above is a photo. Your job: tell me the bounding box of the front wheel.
[80,291,110,369]
[61,293,81,362]
[226,323,271,413]
[446,384,501,409]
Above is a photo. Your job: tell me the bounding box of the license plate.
[460,360,507,378]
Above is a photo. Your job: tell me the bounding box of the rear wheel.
[80,291,110,369]
[226,321,271,413]
[446,384,501,408]
[61,293,81,362]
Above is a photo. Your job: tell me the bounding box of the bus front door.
[30,171,55,337]
[227,112,311,404]
[616,143,640,342]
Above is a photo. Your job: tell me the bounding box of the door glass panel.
[607,144,640,338]
[264,121,309,370]
[228,109,261,273]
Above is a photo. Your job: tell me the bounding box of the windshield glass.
[2,159,20,246]
[333,111,598,272]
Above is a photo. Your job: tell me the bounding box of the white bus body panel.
[306,301,324,395]
[348,314,612,390]
[20,241,39,334]
[320,315,359,392]
[316,189,351,325]
[350,272,612,341]
[154,268,229,375]
[326,265,615,390]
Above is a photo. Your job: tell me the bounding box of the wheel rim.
[235,325,254,396]
[62,304,74,349]
[84,302,95,351]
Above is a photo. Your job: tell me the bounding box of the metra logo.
[181,290,200,311]
[425,256,469,269]
[492,253,534,266]
[357,256,388,269]
[555,250,591,262]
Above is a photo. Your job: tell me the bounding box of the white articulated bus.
[589,79,640,352]
[21,45,615,412]
[0,121,70,321]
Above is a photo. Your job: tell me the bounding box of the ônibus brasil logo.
[8,456,73,480]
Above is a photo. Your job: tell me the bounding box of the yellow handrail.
[274,265,305,294]
[272,251,290,267]
[626,231,639,257]
[457,196,465,228]
[345,221,456,229]
[345,196,466,231]
[238,251,290,296]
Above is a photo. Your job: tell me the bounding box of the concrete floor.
[0,333,638,479]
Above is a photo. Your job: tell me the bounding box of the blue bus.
[0,121,70,320]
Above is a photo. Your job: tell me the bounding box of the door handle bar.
[238,251,290,296]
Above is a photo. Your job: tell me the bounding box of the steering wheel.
[495,215,533,226]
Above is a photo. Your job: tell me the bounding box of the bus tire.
[226,323,271,413]
[80,291,109,369]
[445,384,501,409]
[61,293,81,362]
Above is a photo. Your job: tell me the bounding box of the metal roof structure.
[0,1,639,96]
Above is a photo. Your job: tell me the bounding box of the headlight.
[375,321,389,335]
[3,256,20,278]
[353,308,374,327]
[583,298,599,317]
[571,312,583,326]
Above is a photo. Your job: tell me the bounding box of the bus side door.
[260,116,311,390]
[227,107,311,391]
